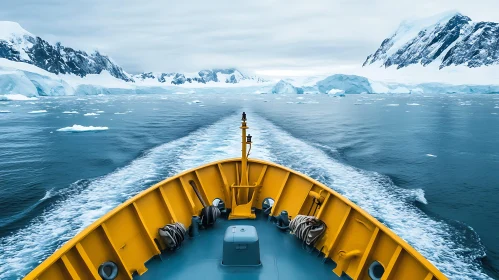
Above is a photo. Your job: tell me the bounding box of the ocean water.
[0,93,498,279]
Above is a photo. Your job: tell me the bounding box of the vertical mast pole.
[241,112,249,186]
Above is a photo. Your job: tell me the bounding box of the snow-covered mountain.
[363,12,499,69]
[0,21,132,81]
[132,69,267,85]
[0,21,267,91]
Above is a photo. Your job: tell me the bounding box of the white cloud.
[1,0,498,75]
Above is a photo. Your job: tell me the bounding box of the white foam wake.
[0,114,271,278]
[249,115,489,280]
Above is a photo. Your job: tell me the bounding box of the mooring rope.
[289,215,327,246]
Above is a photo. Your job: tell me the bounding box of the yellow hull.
[24,158,447,280]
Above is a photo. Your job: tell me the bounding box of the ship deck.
[138,212,345,280]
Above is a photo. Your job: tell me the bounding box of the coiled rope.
[289,215,327,246]
[158,222,187,250]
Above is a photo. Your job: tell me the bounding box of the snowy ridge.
[131,68,267,86]
[0,22,131,82]
[0,21,267,92]
[364,12,499,69]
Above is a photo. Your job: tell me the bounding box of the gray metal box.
[222,225,260,266]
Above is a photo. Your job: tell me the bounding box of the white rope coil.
[289,215,326,246]
[158,222,187,250]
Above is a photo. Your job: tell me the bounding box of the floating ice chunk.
[95,110,105,113]
[0,110,11,113]
[62,111,79,114]
[407,103,420,106]
[173,92,188,95]
[114,112,126,115]
[199,104,205,107]
[192,100,202,103]
[386,104,400,106]
[0,94,38,101]
[28,110,47,114]
[57,124,108,132]
[84,113,99,116]
[426,154,437,158]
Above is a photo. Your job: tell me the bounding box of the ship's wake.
[0,112,490,279]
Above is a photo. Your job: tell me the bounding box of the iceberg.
[316,74,372,94]
[56,124,109,132]
[28,110,47,114]
[271,80,304,94]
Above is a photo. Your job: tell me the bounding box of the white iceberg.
[56,124,108,132]
[62,111,79,114]
[83,113,99,116]
[28,110,47,114]
[272,80,304,94]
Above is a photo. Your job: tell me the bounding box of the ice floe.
[56,125,108,132]
[28,110,47,114]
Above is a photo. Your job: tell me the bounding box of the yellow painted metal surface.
[24,157,448,280]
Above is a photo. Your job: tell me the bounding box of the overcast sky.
[1,0,498,76]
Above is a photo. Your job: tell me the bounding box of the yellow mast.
[229,112,256,219]
[241,112,249,186]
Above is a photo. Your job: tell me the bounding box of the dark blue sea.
[0,93,498,279]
